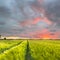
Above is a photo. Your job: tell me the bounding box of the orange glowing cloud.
[20,17,52,26]
[38,0,44,2]
[32,16,52,25]
[35,31,60,39]
[43,17,52,25]
[32,17,42,24]
[42,33,50,39]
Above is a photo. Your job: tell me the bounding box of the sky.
[0,0,60,39]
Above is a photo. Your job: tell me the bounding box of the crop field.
[0,40,60,60]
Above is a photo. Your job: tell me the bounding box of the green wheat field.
[0,40,60,60]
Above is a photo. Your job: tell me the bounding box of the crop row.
[0,41,27,60]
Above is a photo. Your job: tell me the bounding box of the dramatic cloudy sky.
[0,0,60,39]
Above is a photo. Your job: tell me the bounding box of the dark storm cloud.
[0,7,11,17]
[44,0,60,25]
[0,0,60,38]
[0,22,5,25]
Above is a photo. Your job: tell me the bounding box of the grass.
[0,40,22,54]
[0,40,60,60]
[0,40,27,60]
[29,40,60,60]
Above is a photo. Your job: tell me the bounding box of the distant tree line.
[0,35,1,39]
[0,35,6,40]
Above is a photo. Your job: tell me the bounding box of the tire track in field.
[0,41,23,54]
[25,40,33,60]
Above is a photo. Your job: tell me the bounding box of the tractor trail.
[0,41,23,54]
[25,40,33,60]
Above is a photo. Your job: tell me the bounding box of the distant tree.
[0,35,1,39]
[4,37,6,40]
